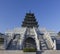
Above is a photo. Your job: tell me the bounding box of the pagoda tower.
[4,12,56,51]
[22,12,39,28]
[20,12,40,51]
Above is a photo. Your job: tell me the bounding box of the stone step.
[39,36,48,50]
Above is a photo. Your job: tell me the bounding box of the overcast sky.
[0,0,60,33]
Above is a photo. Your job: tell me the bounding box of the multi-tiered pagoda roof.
[22,12,39,28]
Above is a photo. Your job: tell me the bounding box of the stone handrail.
[33,27,40,51]
[44,30,55,49]
[18,27,27,49]
[4,33,14,49]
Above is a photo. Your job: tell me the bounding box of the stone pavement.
[42,50,60,54]
[0,50,60,54]
[0,50,36,54]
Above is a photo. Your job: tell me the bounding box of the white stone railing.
[44,30,56,50]
[18,27,27,49]
[53,40,56,50]
[5,33,15,49]
[33,27,40,51]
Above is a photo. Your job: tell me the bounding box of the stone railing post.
[53,40,56,50]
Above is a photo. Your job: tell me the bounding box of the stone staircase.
[6,34,20,50]
[39,35,49,50]
[35,28,48,50]
[6,27,27,50]
[37,28,56,50]
[5,27,56,50]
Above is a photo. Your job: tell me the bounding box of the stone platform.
[0,50,60,54]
